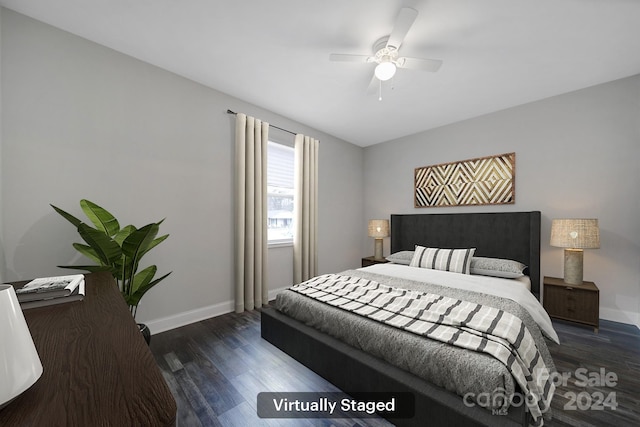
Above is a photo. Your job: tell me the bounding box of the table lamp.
[550,218,600,285]
[368,219,389,260]
[0,285,43,409]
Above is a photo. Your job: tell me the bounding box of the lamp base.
[0,396,19,410]
[0,285,43,411]
[563,248,584,285]
[374,238,384,260]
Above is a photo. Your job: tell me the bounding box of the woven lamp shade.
[368,219,389,260]
[550,219,600,249]
[368,220,389,238]
[550,218,599,285]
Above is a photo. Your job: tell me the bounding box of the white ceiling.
[2,0,640,147]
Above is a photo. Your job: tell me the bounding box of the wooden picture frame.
[414,152,515,208]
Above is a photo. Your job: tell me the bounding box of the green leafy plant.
[51,199,172,317]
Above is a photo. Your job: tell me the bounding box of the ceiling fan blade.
[329,53,371,63]
[386,7,418,49]
[399,57,443,72]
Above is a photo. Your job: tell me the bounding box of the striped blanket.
[290,274,555,426]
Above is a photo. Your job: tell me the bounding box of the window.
[267,141,294,245]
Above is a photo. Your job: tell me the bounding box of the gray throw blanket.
[289,273,555,426]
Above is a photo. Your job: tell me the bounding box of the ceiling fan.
[329,7,442,97]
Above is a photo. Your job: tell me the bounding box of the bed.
[261,211,557,426]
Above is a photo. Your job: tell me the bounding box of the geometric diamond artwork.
[415,152,515,207]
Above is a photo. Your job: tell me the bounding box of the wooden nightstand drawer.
[543,276,599,332]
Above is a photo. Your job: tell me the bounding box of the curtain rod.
[227,109,297,136]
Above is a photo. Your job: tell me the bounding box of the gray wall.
[0,9,363,330]
[364,75,640,326]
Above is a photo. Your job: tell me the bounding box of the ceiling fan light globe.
[375,62,396,81]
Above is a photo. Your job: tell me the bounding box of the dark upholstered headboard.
[390,211,541,298]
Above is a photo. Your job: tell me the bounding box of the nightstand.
[361,256,389,268]
[543,276,599,332]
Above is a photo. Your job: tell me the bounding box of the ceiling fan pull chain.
[378,80,383,101]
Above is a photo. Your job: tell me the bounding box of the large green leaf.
[140,234,169,259]
[51,204,83,228]
[80,199,120,236]
[72,243,102,264]
[121,223,159,294]
[126,269,172,307]
[130,265,156,296]
[114,225,136,246]
[122,223,158,266]
[77,223,122,266]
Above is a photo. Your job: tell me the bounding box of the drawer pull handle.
[565,287,573,290]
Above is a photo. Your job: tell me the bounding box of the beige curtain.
[293,134,319,283]
[234,113,269,313]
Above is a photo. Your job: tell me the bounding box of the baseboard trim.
[145,285,290,335]
[600,307,640,329]
[146,300,234,335]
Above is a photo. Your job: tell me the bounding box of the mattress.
[274,265,557,417]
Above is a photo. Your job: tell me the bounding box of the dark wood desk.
[0,272,176,426]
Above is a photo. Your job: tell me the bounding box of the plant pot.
[138,323,151,345]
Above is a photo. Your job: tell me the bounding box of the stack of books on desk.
[15,274,85,309]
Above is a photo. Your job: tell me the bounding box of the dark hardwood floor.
[150,310,640,427]
[545,319,640,427]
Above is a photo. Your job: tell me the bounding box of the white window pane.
[267,142,294,189]
[267,141,295,243]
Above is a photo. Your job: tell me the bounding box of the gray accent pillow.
[385,251,414,265]
[470,257,527,279]
[410,246,476,274]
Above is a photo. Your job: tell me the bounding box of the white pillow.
[385,251,414,265]
[410,246,476,274]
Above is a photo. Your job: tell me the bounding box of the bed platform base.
[261,307,528,427]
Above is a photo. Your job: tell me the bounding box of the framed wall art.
[414,152,515,208]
